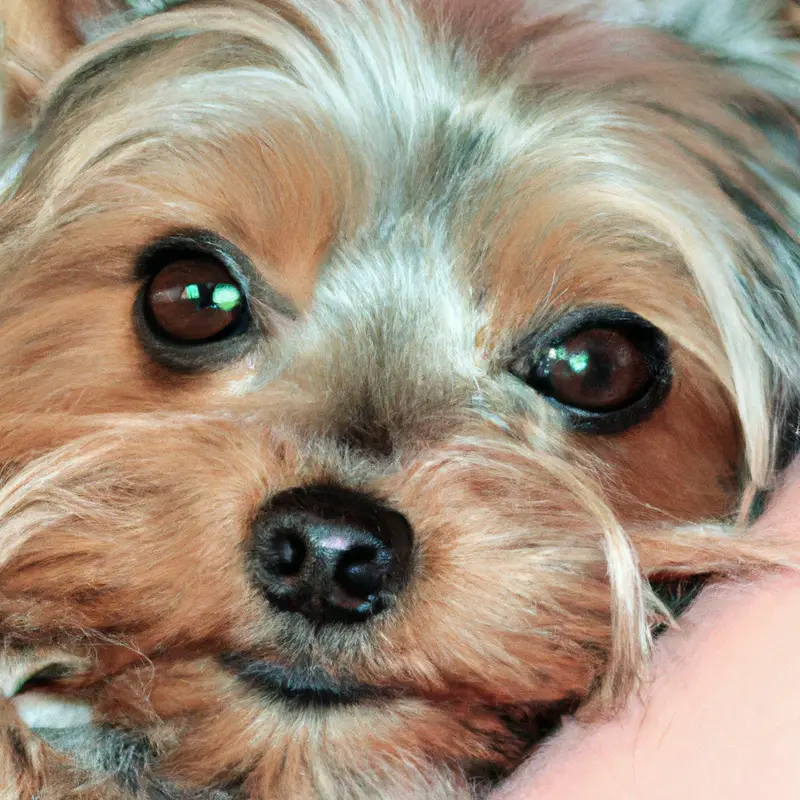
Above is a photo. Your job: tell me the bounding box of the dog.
[0,0,798,797]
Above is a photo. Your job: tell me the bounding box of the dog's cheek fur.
[580,351,741,524]
[0,696,46,797]
[0,420,285,650]
[0,694,125,799]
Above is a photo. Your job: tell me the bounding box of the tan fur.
[0,1,798,797]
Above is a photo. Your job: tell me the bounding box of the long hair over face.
[0,1,798,797]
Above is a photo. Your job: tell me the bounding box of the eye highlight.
[508,308,671,434]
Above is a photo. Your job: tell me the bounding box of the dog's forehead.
[14,3,502,300]
[5,0,740,344]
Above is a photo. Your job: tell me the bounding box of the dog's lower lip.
[221,653,395,707]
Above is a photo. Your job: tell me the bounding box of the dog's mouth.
[221,653,399,707]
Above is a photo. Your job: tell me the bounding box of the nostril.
[271,529,306,576]
[335,545,388,599]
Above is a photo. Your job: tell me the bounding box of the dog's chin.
[221,652,577,769]
[220,653,399,708]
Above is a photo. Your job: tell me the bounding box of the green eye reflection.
[184,284,201,302]
[547,346,590,376]
[211,284,243,312]
[182,283,242,313]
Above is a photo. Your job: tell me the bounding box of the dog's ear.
[0,1,130,137]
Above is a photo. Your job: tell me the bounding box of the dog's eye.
[508,308,671,434]
[135,232,259,372]
[146,259,246,343]
[535,328,651,411]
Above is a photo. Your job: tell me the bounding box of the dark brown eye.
[535,328,651,411]
[135,232,257,372]
[146,259,245,343]
[508,308,671,434]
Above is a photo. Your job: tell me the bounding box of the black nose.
[251,485,414,624]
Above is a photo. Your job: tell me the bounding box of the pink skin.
[496,457,800,799]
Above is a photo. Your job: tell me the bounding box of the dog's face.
[0,1,798,797]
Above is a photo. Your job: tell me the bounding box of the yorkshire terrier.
[0,0,798,797]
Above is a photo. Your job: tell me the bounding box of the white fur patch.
[0,152,27,199]
[0,649,92,729]
[11,692,93,729]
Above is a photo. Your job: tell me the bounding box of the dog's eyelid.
[250,284,299,323]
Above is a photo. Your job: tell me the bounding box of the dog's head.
[0,1,798,797]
